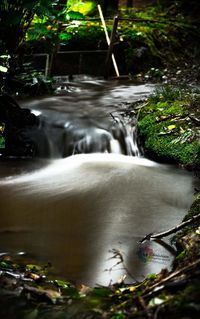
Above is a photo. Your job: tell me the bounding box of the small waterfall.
[25,113,140,158]
[110,115,140,156]
[18,79,155,159]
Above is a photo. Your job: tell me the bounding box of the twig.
[110,112,118,123]
[140,213,200,243]
[107,249,138,282]
[142,258,200,299]
[189,115,200,125]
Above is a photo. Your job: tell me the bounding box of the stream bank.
[136,85,200,169]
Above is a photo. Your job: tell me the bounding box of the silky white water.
[18,78,155,157]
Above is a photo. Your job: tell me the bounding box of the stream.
[0,77,194,286]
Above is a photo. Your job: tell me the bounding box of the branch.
[142,258,200,299]
[107,248,139,283]
[140,213,200,243]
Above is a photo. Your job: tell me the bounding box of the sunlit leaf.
[167,124,176,130]
[0,55,11,59]
[54,279,70,289]
[67,1,96,15]
[59,32,72,41]
[147,273,157,280]
[26,264,43,273]
[148,297,165,306]
[195,227,200,235]
[66,10,85,20]
[0,65,8,72]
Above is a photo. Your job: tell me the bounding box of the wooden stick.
[97,4,120,77]
[105,16,119,79]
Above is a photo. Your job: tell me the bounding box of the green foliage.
[0,136,5,149]
[59,24,107,50]
[146,273,157,281]
[159,0,200,20]
[19,0,200,78]
[0,0,61,54]
[176,250,187,262]
[0,123,5,151]
[0,259,19,271]
[0,246,200,318]
[117,3,200,74]
[54,279,71,289]
[184,194,200,221]
[66,10,85,20]
[67,0,96,15]
[149,85,187,103]
[26,264,44,273]
[1,0,199,80]
[26,1,101,52]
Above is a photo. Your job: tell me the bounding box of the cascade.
[25,112,140,158]
[18,78,154,159]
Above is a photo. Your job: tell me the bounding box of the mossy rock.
[137,90,200,168]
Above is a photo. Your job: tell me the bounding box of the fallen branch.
[142,258,200,299]
[140,213,200,243]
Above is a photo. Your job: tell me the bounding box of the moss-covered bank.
[137,85,200,168]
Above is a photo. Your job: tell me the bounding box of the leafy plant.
[67,0,96,16]
[0,0,62,54]
[0,123,5,152]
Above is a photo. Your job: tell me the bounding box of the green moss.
[137,90,200,167]
[175,249,187,262]
[184,193,200,220]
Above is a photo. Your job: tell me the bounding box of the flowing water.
[19,76,155,157]
[0,77,194,286]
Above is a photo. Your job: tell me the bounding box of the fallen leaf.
[167,124,176,130]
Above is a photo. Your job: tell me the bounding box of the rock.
[0,94,39,158]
